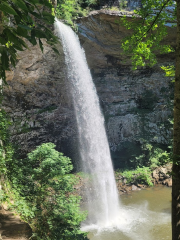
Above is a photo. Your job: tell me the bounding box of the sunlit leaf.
[0,2,18,15]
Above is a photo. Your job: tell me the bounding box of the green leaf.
[0,37,6,45]
[16,26,28,37]
[0,46,4,54]
[13,44,23,51]
[29,11,43,19]
[34,29,46,38]
[14,14,23,24]
[8,46,17,59]
[42,11,54,23]
[0,2,18,15]
[18,38,28,49]
[0,69,6,83]
[39,0,52,9]
[26,0,39,4]
[10,56,16,67]
[18,24,32,31]
[1,50,9,69]
[4,28,20,45]
[39,39,43,52]
[30,29,37,45]
[11,0,28,11]
[52,47,59,55]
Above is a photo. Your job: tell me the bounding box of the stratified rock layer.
[77,11,175,167]
[3,41,80,165]
[3,11,175,168]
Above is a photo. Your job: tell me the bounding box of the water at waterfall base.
[82,186,171,240]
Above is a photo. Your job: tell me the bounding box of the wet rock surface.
[152,164,172,186]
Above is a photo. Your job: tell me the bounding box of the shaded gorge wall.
[3,11,175,169]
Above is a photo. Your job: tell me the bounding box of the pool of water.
[84,186,171,240]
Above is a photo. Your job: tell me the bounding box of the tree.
[172,1,180,239]
[4,142,88,240]
[121,1,180,239]
[0,0,59,83]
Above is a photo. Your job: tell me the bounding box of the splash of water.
[54,19,120,228]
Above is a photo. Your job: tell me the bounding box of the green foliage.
[4,143,88,240]
[121,0,176,69]
[118,166,153,186]
[0,96,87,239]
[56,0,99,25]
[129,140,171,169]
[161,65,175,82]
[0,0,59,83]
[116,140,172,186]
[119,0,128,10]
[56,0,83,25]
[0,107,14,175]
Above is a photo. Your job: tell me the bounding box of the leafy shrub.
[2,142,88,240]
[119,167,153,186]
[56,0,87,25]
[119,0,128,9]
[0,108,14,176]
[129,140,171,169]
[0,96,87,239]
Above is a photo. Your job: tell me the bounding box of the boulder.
[132,184,138,191]
[163,178,172,187]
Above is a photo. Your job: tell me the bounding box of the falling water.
[54,19,120,228]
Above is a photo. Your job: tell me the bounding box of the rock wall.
[3,11,175,168]
[76,11,175,168]
[3,41,80,166]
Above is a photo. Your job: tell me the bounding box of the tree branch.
[137,0,171,42]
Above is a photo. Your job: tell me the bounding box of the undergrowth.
[116,141,172,187]
[0,99,88,240]
[116,167,153,186]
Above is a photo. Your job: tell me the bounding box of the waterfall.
[54,19,120,228]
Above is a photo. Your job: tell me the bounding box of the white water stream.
[54,19,120,228]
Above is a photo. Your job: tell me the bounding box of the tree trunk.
[172,0,180,239]
[0,11,3,34]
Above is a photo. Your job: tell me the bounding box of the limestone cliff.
[3,41,79,164]
[3,11,175,168]
[77,10,175,167]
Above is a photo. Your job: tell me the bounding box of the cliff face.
[3,11,175,168]
[3,42,79,164]
[77,11,175,167]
